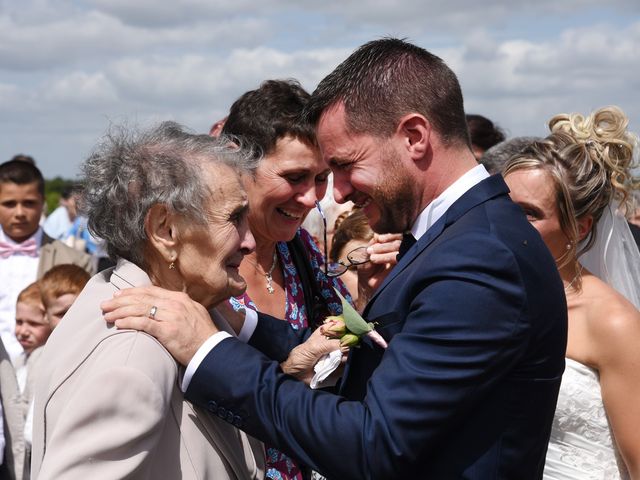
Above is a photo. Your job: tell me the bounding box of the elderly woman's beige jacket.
[31,259,265,480]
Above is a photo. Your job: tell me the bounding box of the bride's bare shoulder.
[579,273,640,363]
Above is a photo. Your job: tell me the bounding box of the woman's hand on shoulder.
[102,286,218,366]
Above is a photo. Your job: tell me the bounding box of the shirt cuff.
[238,307,258,342]
[181,332,231,392]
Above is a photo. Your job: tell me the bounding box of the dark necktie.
[397,232,417,261]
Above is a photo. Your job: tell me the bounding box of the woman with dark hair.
[503,106,640,479]
[466,113,506,159]
[220,79,353,480]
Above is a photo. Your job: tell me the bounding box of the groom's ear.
[397,113,431,162]
[145,204,178,263]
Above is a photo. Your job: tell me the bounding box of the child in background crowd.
[12,282,49,480]
[39,264,90,329]
[19,264,91,478]
[14,283,50,361]
[0,160,94,362]
[329,209,374,307]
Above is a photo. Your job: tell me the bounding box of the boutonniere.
[323,288,388,349]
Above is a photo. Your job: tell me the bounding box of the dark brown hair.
[466,114,506,151]
[222,79,316,162]
[305,37,469,146]
[0,159,45,196]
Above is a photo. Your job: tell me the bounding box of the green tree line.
[44,177,76,215]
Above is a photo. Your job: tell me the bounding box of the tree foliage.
[44,176,75,215]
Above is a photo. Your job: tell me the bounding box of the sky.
[1,0,639,179]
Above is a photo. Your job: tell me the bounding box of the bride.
[503,106,640,479]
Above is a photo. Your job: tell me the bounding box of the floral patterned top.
[228,228,351,480]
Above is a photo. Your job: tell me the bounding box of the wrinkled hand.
[280,322,347,385]
[358,233,402,308]
[101,286,218,366]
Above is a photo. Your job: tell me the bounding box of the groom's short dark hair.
[305,37,469,147]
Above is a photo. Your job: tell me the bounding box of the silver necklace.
[253,251,278,294]
[565,265,583,292]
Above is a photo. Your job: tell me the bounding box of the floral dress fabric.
[228,228,351,480]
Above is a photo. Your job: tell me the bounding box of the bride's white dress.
[544,357,629,479]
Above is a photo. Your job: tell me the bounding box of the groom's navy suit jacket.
[187,175,567,479]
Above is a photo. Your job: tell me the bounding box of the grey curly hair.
[80,121,258,267]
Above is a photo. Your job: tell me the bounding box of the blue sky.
[1,0,638,178]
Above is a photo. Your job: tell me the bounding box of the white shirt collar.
[411,164,490,241]
[0,226,43,247]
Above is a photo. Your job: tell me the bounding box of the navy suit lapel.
[363,216,445,317]
[364,174,510,315]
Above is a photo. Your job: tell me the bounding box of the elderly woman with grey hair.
[29,122,269,479]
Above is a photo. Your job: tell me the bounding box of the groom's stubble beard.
[371,143,418,234]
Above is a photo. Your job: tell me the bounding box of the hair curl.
[80,121,257,267]
[504,106,639,281]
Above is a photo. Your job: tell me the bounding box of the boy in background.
[39,264,90,329]
[0,160,94,361]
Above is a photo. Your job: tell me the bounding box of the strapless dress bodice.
[544,358,628,479]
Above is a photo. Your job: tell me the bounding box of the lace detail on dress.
[544,358,629,480]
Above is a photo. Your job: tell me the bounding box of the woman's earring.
[566,243,571,251]
[169,260,176,270]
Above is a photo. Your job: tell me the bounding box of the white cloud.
[0,83,19,105]
[1,1,639,177]
[44,71,118,106]
[452,21,640,137]
[101,46,348,111]
[86,0,276,27]
[281,0,639,35]
[0,7,270,71]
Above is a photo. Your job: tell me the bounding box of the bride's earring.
[169,255,176,270]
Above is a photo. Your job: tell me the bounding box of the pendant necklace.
[248,250,279,294]
[260,251,278,294]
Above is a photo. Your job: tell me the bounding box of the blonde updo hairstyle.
[504,106,639,277]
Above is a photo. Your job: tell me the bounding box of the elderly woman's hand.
[101,286,218,366]
[280,323,347,386]
[357,233,402,309]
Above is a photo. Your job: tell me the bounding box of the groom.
[104,38,567,478]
